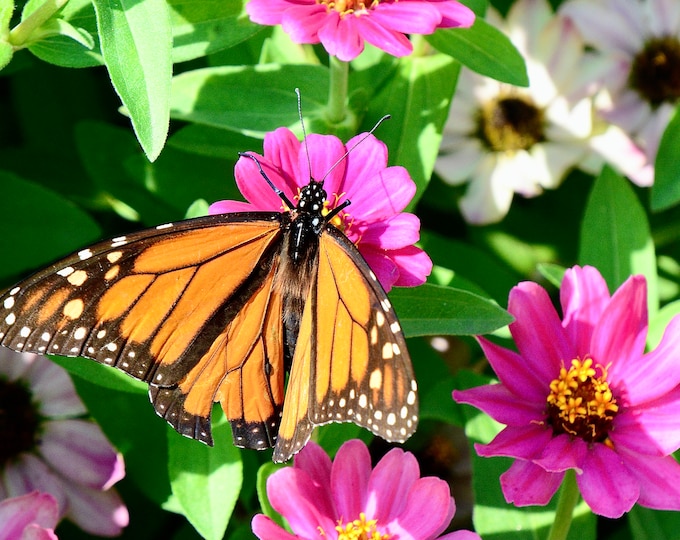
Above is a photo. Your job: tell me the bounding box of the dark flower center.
[477,95,545,152]
[545,358,618,445]
[629,35,680,108]
[0,377,40,465]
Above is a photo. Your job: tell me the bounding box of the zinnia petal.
[500,460,563,506]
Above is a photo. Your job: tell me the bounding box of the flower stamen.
[629,35,680,108]
[335,513,390,540]
[476,94,545,152]
[318,0,378,16]
[546,358,618,445]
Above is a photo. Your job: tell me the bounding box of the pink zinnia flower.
[246,0,475,61]
[252,439,481,539]
[0,492,59,540]
[453,266,680,518]
[210,127,432,291]
[0,349,128,536]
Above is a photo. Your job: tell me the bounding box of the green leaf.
[256,462,286,525]
[25,0,103,68]
[579,165,658,315]
[426,17,528,86]
[50,355,146,393]
[0,40,11,70]
[0,170,101,281]
[647,299,680,350]
[389,283,512,337]
[168,0,261,63]
[651,104,680,211]
[92,0,172,161]
[170,64,330,136]
[363,54,460,204]
[536,263,566,288]
[629,506,680,540]
[168,413,243,540]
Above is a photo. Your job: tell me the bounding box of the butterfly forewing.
[0,213,289,447]
[273,226,418,462]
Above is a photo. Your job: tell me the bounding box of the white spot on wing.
[3,297,14,309]
[78,249,93,260]
[57,266,75,277]
[5,313,15,325]
[156,223,173,230]
[19,327,30,338]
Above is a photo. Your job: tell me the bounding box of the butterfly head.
[295,180,327,217]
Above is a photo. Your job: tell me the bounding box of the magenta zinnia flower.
[246,0,475,61]
[209,127,432,291]
[0,350,128,536]
[0,492,59,540]
[252,439,480,539]
[454,266,680,518]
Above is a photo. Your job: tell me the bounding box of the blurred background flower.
[562,0,680,166]
[435,0,651,224]
[0,492,59,540]
[0,349,128,536]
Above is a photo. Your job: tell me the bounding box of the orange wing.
[273,226,418,462]
[0,213,287,448]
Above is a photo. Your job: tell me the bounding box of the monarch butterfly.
[0,129,419,463]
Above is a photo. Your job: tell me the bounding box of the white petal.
[646,0,680,36]
[3,455,67,516]
[532,142,585,188]
[587,124,654,186]
[60,481,129,537]
[459,154,515,224]
[436,139,485,184]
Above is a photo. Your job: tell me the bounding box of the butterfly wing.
[0,213,287,447]
[273,225,418,462]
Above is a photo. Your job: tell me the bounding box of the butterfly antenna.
[238,152,296,210]
[295,88,315,184]
[320,115,391,183]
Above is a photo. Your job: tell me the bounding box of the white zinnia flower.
[436,0,651,225]
[562,0,680,165]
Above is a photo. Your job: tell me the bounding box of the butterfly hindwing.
[0,213,288,447]
[273,225,418,462]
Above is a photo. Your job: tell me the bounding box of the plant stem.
[326,55,349,125]
[9,0,69,47]
[547,470,580,540]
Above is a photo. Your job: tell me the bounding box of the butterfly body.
[0,174,418,462]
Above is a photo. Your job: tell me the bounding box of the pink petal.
[360,250,399,292]
[38,420,124,490]
[365,448,419,523]
[500,460,563,506]
[318,14,364,61]
[294,440,333,488]
[246,0,313,25]
[353,16,414,58]
[348,166,415,221]
[438,532,482,540]
[356,214,421,251]
[0,492,58,540]
[593,275,648,386]
[617,314,680,405]
[533,435,588,474]
[341,134,388,192]
[386,477,453,538]
[281,5,330,44]
[266,468,336,537]
[24,355,86,418]
[60,481,129,537]
[617,450,680,511]
[508,282,575,381]
[234,152,294,211]
[431,0,475,28]
[302,134,347,190]
[18,524,58,540]
[330,440,371,520]
[612,386,680,456]
[208,200,255,214]
[476,425,553,461]
[453,384,544,426]
[476,337,548,402]
[389,245,432,287]
[264,127,303,184]
[369,2,443,34]
[560,266,611,355]
[577,444,639,518]
[251,514,298,540]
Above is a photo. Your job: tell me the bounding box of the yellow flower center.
[546,358,618,447]
[332,513,390,540]
[322,192,352,232]
[318,0,379,16]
